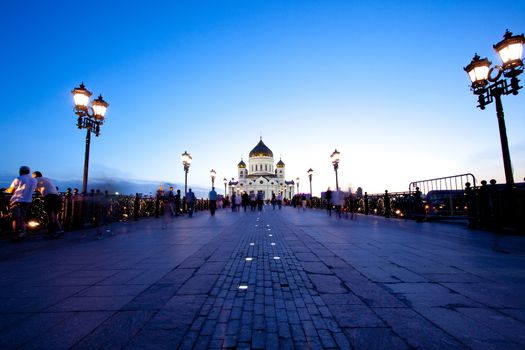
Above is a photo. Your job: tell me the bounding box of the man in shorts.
[32,171,63,237]
[5,166,37,241]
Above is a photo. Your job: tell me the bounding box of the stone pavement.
[1,207,525,349]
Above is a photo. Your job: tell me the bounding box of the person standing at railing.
[32,171,63,238]
[134,193,140,221]
[4,166,37,242]
[414,187,424,223]
[384,190,391,218]
[209,186,217,216]
[167,186,176,216]
[186,188,195,217]
[175,189,181,216]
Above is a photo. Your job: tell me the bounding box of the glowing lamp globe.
[72,83,92,110]
[91,95,109,121]
[181,151,192,166]
[494,30,524,70]
[464,54,491,89]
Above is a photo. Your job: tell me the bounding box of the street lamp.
[307,168,313,199]
[181,151,192,195]
[464,30,524,186]
[330,149,341,190]
[210,169,216,187]
[71,83,109,194]
[296,177,300,195]
[223,177,228,196]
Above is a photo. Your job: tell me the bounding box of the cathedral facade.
[228,138,295,200]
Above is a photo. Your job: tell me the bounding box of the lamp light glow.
[464,54,491,88]
[72,83,92,109]
[494,30,525,70]
[91,95,109,120]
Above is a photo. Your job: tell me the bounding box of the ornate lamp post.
[210,169,216,187]
[71,83,109,194]
[296,177,300,196]
[181,151,192,195]
[307,168,313,199]
[330,149,341,190]
[223,177,228,196]
[464,30,524,186]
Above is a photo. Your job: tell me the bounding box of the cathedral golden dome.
[249,138,273,158]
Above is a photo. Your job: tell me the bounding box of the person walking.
[277,192,283,210]
[250,192,257,212]
[242,192,249,212]
[271,192,276,210]
[333,190,343,219]
[167,186,176,216]
[257,191,264,211]
[5,166,37,241]
[32,171,63,237]
[186,188,196,217]
[325,188,333,216]
[175,189,181,216]
[235,192,241,212]
[231,193,237,212]
[209,186,217,216]
[301,195,307,211]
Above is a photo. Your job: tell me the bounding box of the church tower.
[276,158,285,179]
[237,159,246,179]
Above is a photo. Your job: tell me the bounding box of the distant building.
[229,138,295,200]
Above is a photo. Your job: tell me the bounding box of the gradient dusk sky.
[1,0,524,196]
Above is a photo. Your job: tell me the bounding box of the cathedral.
[228,138,295,200]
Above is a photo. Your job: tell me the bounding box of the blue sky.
[1,0,524,195]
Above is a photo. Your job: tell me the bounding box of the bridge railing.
[0,191,214,236]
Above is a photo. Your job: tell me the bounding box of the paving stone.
[500,308,525,323]
[385,282,482,308]
[46,295,136,312]
[416,306,524,349]
[251,330,266,349]
[177,275,219,294]
[0,312,73,349]
[329,304,385,328]
[300,261,333,275]
[456,307,525,346]
[73,310,154,349]
[374,307,464,349]
[21,311,112,350]
[309,274,347,294]
[345,327,410,350]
